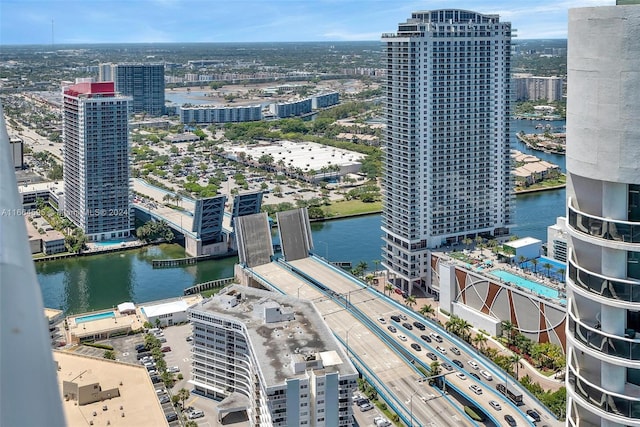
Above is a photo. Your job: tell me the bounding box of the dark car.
[166,412,178,422]
[137,346,149,354]
[135,344,146,351]
[387,325,397,333]
[413,321,426,330]
[504,414,517,426]
[402,322,413,330]
[469,372,481,381]
[441,362,453,371]
[137,352,152,360]
[161,346,172,353]
[420,334,432,343]
[452,359,464,368]
[390,315,401,322]
[527,409,541,422]
[355,397,369,406]
[151,376,162,384]
[426,352,437,361]
[410,343,422,352]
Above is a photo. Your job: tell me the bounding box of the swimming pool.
[521,256,566,282]
[489,270,561,300]
[94,239,127,247]
[76,311,116,324]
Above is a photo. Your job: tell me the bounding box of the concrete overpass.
[232,209,563,427]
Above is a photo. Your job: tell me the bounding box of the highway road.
[249,262,475,427]
[281,257,563,426]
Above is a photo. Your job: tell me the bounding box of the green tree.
[543,262,553,278]
[419,304,435,320]
[405,294,417,309]
[103,350,116,360]
[385,283,393,296]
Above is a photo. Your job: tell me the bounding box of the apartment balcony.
[568,257,640,305]
[568,312,640,362]
[568,368,640,424]
[568,198,640,245]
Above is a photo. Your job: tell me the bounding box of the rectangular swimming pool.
[489,270,561,300]
[75,311,116,324]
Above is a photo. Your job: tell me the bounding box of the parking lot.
[72,322,252,426]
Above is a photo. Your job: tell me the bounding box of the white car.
[469,384,483,395]
[188,410,204,420]
[436,346,447,355]
[467,360,479,370]
[168,366,180,373]
[397,334,407,342]
[456,372,467,380]
[489,400,502,411]
[373,416,392,427]
[377,317,386,324]
[480,369,493,381]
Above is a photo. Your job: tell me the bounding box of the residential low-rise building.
[188,285,358,427]
[179,104,262,124]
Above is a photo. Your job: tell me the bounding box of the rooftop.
[190,285,356,387]
[53,351,168,427]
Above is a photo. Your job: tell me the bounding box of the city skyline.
[1,0,615,45]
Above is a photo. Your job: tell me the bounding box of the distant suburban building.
[24,215,66,255]
[140,298,190,327]
[9,136,23,169]
[98,63,114,82]
[62,82,132,242]
[188,285,358,427]
[269,98,313,118]
[513,74,564,102]
[179,104,262,124]
[381,9,513,295]
[311,92,339,109]
[104,63,165,116]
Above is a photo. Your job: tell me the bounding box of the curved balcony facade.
[565,4,640,425]
[568,257,640,306]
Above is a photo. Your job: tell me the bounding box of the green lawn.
[323,200,382,217]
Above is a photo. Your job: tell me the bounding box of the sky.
[0,0,617,45]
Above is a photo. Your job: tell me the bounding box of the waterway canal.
[36,119,567,314]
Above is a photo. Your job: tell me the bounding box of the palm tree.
[543,262,553,278]
[385,283,394,296]
[472,333,488,352]
[177,388,190,410]
[458,319,472,342]
[372,259,380,273]
[445,317,458,335]
[518,255,526,268]
[463,237,473,249]
[405,294,417,309]
[511,353,522,380]
[531,258,539,273]
[557,267,566,282]
[419,304,435,320]
[502,320,516,346]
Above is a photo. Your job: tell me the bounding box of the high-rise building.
[565,3,640,426]
[98,63,113,82]
[63,82,132,242]
[111,63,165,116]
[381,9,513,294]
[188,285,357,427]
